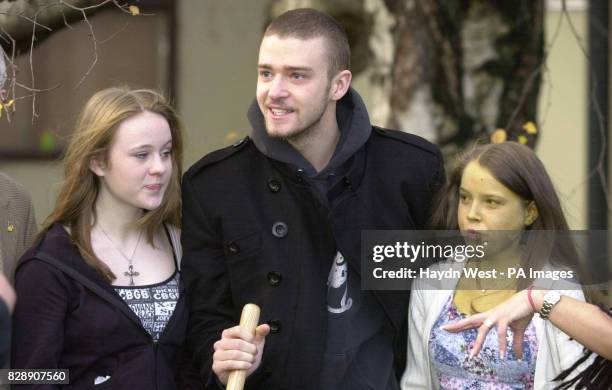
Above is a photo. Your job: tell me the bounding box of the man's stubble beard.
[268,81,332,145]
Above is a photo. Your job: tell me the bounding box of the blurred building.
[0,0,598,233]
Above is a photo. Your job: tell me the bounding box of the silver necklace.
[98,224,143,286]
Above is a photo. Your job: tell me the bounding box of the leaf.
[522,121,537,135]
[128,5,140,16]
[40,130,56,153]
[224,131,241,143]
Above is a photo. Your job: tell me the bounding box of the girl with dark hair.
[401,142,591,389]
[12,87,188,389]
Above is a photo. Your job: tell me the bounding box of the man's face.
[256,35,333,140]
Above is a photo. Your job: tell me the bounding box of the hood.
[248,87,372,178]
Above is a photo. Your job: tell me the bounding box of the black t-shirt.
[318,251,397,390]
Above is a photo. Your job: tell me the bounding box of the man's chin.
[266,126,297,139]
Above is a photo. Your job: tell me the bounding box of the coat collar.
[0,173,11,208]
[248,87,372,178]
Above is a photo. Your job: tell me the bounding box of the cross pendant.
[124,265,140,286]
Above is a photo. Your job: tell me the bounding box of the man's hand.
[212,323,270,385]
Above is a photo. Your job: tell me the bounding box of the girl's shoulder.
[163,223,182,268]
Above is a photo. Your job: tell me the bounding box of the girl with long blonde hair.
[12,87,188,389]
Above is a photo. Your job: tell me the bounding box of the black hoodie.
[248,88,398,390]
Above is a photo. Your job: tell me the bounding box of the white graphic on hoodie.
[327,252,353,314]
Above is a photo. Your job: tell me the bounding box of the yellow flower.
[129,5,140,16]
[0,100,13,118]
[518,135,528,145]
[490,129,507,144]
[522,121,537,135]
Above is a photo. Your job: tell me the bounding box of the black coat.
[12,224,189,390]
[181,127,444,389]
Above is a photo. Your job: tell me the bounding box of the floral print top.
[429,296,539,389]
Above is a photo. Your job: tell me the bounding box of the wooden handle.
[226,303,261,390]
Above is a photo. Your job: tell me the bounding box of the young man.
[182,8,444,389]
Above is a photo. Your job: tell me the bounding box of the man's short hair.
[264,8,350,78]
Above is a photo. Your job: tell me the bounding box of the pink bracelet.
[527,286,537,312]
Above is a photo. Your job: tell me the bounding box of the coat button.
[267,271,282,286]
[343,176,352,187]
[267,178,281,193]
[272,222,288,238]
[268,319,282,333]
[296,169,305,183]
[227,241,240,254]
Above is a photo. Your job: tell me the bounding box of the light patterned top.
[429,296,539,390]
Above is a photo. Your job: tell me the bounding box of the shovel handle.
[226,304,261,390]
